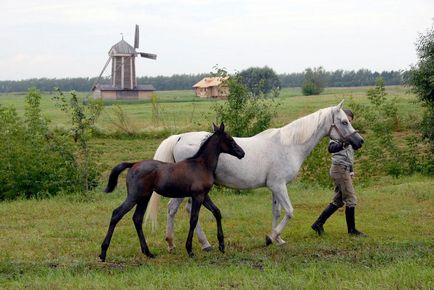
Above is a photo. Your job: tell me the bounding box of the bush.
[213,73,278,137]
[299,79,433,187]
[405,22,434,149]
[0,90,91,200]
[302,67,326,96]
[238,66,281,97]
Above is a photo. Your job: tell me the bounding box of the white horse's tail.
[144,134,180,231]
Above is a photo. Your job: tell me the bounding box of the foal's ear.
[219,122,225,132]
[212,123,219,132]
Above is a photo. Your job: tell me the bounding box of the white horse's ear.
[337,100,344,109]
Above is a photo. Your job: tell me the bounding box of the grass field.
[0,87,433,289]
[0,176,432,289]
[0,86,417,133]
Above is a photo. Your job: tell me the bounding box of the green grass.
[0,86,419,133]
[0,86,432,289]
[0,176,432,289]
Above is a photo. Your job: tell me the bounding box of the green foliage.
[302,67,326,95]
[299,79,432,187]
[52,90,103,191]
[348,78,433,179]
[238,66,281,97]
[405,22,434,148]
[299,138,333,188]
[105,105,138,135]
[212,73,278,137]
[0,70,405,92]
[0,89,84,200]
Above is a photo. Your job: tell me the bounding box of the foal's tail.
[144,134,180,230]
[104,162,135,193]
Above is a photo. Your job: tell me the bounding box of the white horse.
[145,101,364,251]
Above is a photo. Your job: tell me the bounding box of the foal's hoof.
[265,235,273,246]
[146,253,156,259]
[188,252,195,258]
[99,255,106,262]
[202,246,213,252]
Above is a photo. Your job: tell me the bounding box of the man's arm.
[328,140,343,153]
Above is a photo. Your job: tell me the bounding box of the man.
[311,109,367,237]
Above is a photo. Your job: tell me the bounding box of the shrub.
[302,67,327,96]
[405,22,434,150]
[0,90,86,199]
[52,90,103,191]
[238,66,281,97]
[299,79,433,187]
[213,73,278,137]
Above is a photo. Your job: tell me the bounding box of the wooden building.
[193,77,229,98]
[92,25,157,100]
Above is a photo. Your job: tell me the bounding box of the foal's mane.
[257,107,331,145]
[187,132,216,160]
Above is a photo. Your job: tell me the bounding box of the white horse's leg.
[266,183,294,245]
[272,194,286,245]
[166,198,184,252]
[185,198,212,251]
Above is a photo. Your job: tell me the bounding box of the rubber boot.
[311,203,339,236]
[345,206,367,237]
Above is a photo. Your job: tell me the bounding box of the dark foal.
[99,123,245,261]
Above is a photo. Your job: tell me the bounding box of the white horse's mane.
[256,107,331,145]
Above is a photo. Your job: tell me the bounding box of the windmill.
[92,25,157,100]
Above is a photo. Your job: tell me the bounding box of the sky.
[1,0,433,80]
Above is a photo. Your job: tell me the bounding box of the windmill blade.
[139,52,157,60]
[91,56,112,90]
[134,24,139,49]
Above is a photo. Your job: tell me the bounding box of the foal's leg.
[100,199,136,262]
[186,196,204,257]
[132,197,155,258]
[186,198,212,251]
[202,195,225,253]
[166,197,184,252]
[272,194,286,245]
[266,183,294,246]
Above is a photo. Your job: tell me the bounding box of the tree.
[405,22,434,148]
[213,72,278,137]
[238,66,280,97]
[302,67,327,95]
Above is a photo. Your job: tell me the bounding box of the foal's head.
[213,122,245,159]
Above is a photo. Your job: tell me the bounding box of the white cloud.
[0,0,433,80]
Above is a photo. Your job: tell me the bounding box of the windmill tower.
[93,25,157,100]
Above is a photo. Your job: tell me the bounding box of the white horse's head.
[328,100,364,150]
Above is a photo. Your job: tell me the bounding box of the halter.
[328,110,359,142]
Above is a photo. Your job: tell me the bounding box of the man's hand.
[350,172,355,178]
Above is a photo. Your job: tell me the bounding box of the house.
[192,77,229,98]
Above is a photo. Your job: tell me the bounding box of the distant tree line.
[279,69,403,87]
[0,69,403,92]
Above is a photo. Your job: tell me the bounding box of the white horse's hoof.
[276,237,287,246]
[202,246,213,252]
[167,245,176,253]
